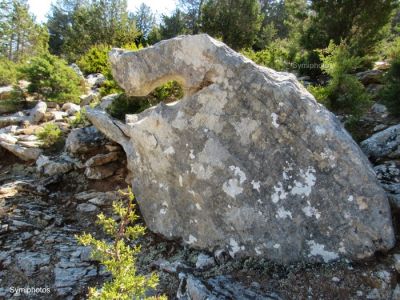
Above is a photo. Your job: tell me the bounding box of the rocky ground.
[1,67,400,299]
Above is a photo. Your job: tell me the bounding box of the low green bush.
[241,41,289,71]
[308,41,371,117]
[22,53,84,103]
[0,58,18,86]
[107,81,184,120]
[69,107,90,128]
[76,188,165,300]
[381,38,400,115]
[36,123,62,148]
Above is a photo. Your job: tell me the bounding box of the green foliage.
[21,53,83,103]
[302,0,397,62]
[47,0,139,62]
[160,9,188,39]
[77,44,112,75]
[69,107,90,128]
[0,0,49,62]
[202,0,262,50]
[36,123,62,148]
[107,81,184,120]
[76,187,165,300]
[382,37,400,115]
[241,40,289,71]
[0,58,18,86]
[308,41,371,116]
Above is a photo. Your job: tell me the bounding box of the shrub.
[241,40,289,71]
[308,41,371,117]
[76,188,165,300]
[107,93,151,120]
[381,38,400,115]
[22,53,83,103]
[69,107,90,128]
[0,58,18,86]
[36,123,62,148]
[107,81,184,120]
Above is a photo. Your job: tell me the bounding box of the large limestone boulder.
[87,34,394,263]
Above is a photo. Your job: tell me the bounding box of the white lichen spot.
[223,179,243,198]
[255,246,262,255]
[229,238,241,257]
[195,203,202,211]
[347,195,354,202]
[307,240,339,263]
[163,146,175,155]
[189,150,195,159]
[276,206,292,219]
[302,201,321,219]
[257,199,263,204]
[271,182,287,203]
[315,125,326,136]
[160,208,167,215]
[290,167,316,197]
[186,235,198,244]
[229,166,247,184]
[273,244,281,249]
[338,242,346,253]
[179,175,183,187]
[271,113,279,128]
[251,180,261,192]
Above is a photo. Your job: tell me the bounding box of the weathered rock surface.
[65,126,107,155]
[361,124,400,161]
[0,140,42,160]
[87,34,394,263]
[29,101,47,124]
[177,274,281,300]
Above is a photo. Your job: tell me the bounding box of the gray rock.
[361,124,400,161]
[394,254,400,273]
[374,162,400,183]
[85,151,119,167]
[87,34,394,263]
[70,63,84,78]
[86,73,106,88]
[54,266,89,288]
[15,252,50,276]
[374,61,391,71]
[356,69,383,85]
[195,253,216,269]
[62,102,80,116]
[177,274,281,300]
[0,112,26,128]
[0,133,17,144]
[65,126,107,155]
[80,92,99,106]
[29,101,47,124]
[36,155,74,176]
[371,103,388,118]
[84,164,118,180]
[0,85,14,99]
[76,203,98,212]
[0,141,42,161]
[100,93,119,110]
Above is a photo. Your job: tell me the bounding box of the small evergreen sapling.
[76,188,166,300]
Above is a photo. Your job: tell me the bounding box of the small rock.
[0,133,17,144]
[65,126,107,155]
[195,253,216,269]
[84,164,118,180]
[0,141,42,161]
[86,73,106,88]
[29,101,47,124]
[62,103,81,116]
[361,124,400,161]
[15,252,50,276]
[85,152,119,167]
[76,203,98,212]
[80,92,98,106]
[374,61,391,71]
[356,69,383,85]
[331,276,340,282]
[99,93,119,110]
[392,284,400,300]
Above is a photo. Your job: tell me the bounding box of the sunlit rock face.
[87,34,394,264]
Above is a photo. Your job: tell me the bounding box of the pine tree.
[201,0,262,50]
